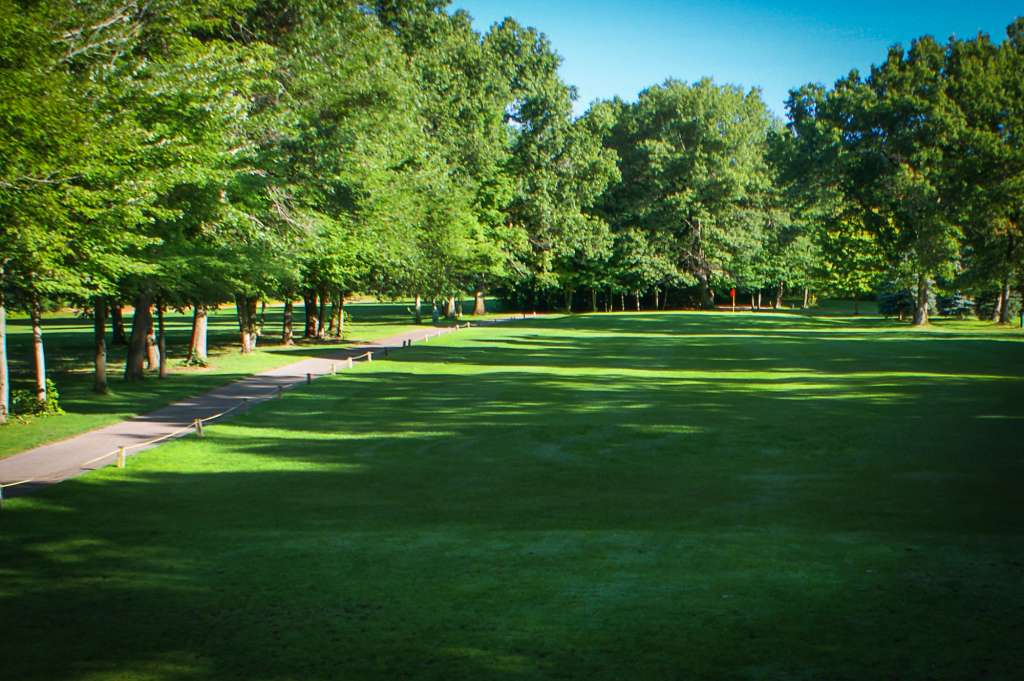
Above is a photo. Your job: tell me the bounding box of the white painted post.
[367,351,373,362]
[331,363,337,375]
[346,356,353,369]
[194,418,204,438]
[117,446,126,468]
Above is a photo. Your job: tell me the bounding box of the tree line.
[1,1,1022,423]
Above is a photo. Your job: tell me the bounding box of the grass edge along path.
[0,302,521,459]
[0,313,542,497]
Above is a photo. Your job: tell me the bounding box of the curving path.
[0,314,536,498]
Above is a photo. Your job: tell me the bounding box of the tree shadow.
[1,312,1023,679]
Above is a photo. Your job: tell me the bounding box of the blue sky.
[450,0,1019,118]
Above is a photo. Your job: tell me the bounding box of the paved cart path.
[0,315,535,495]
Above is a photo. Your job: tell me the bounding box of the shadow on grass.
[1,312,1022,680]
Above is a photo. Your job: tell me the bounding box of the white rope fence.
[0,312,541,507]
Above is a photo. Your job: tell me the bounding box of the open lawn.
[0,300,506,458]
[2,311,1023,680]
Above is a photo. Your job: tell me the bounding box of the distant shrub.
[11,379,64,417]
[878,284,936,320]
[976,290,1022,321]
[877,290,914,319]
[937,292,975,318]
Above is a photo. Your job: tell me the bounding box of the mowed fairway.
[2,312,1023,680]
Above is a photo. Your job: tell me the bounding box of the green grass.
[0,300,507,458]
[2,310,1023,680]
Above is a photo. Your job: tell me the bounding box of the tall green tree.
[599,79,775,308]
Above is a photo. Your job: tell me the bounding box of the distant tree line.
[1,1,1022,422]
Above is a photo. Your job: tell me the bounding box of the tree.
[491,21,619,305]
[945,23,1024,322]
[788,38,962,325]
[598,79,775,308]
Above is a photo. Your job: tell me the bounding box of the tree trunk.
[620,293,625,311]
[606,288,612,312]
[654,288,660,310]
[635,291,641,311]
[145,310,159,370]
[317,289,328,339]
[563,288,573,313]
[991,286,1004,322]
[998,280,1012,324]
[110,303,127,345]
[0,289,7,423]
[281,300,294,345]
[591,289,598,312]
[337,297,346,338]
[445,296,457,318]
[697,273,714,309]
[756,290,762,310]
[414,293,422,324]
[188,303,208,361]
[774,282,785,309]
[912,275,929,326]
[303,291,317,338]
[30,295,46,404]
[94,298,107,393]
[125,293,151,381]
[473,288,486,316]
[236,294,258,353]
[802,287,810,309]
[157,302,168,378]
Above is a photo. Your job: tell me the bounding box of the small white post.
[346,356,353,369]
[117,446,126,469]
[367,351,373,362]
[331,363,337,375]
[194,418,204,438]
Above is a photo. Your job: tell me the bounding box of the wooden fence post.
[194,418,204,438]
[306,373,312,384]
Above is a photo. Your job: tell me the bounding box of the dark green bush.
[937,292,975,318]
[10,379,64,417]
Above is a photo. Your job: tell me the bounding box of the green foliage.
[937,292,975,318]
[597,79,775,305]
[10,379,63,417]
[976,290,1023,322]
